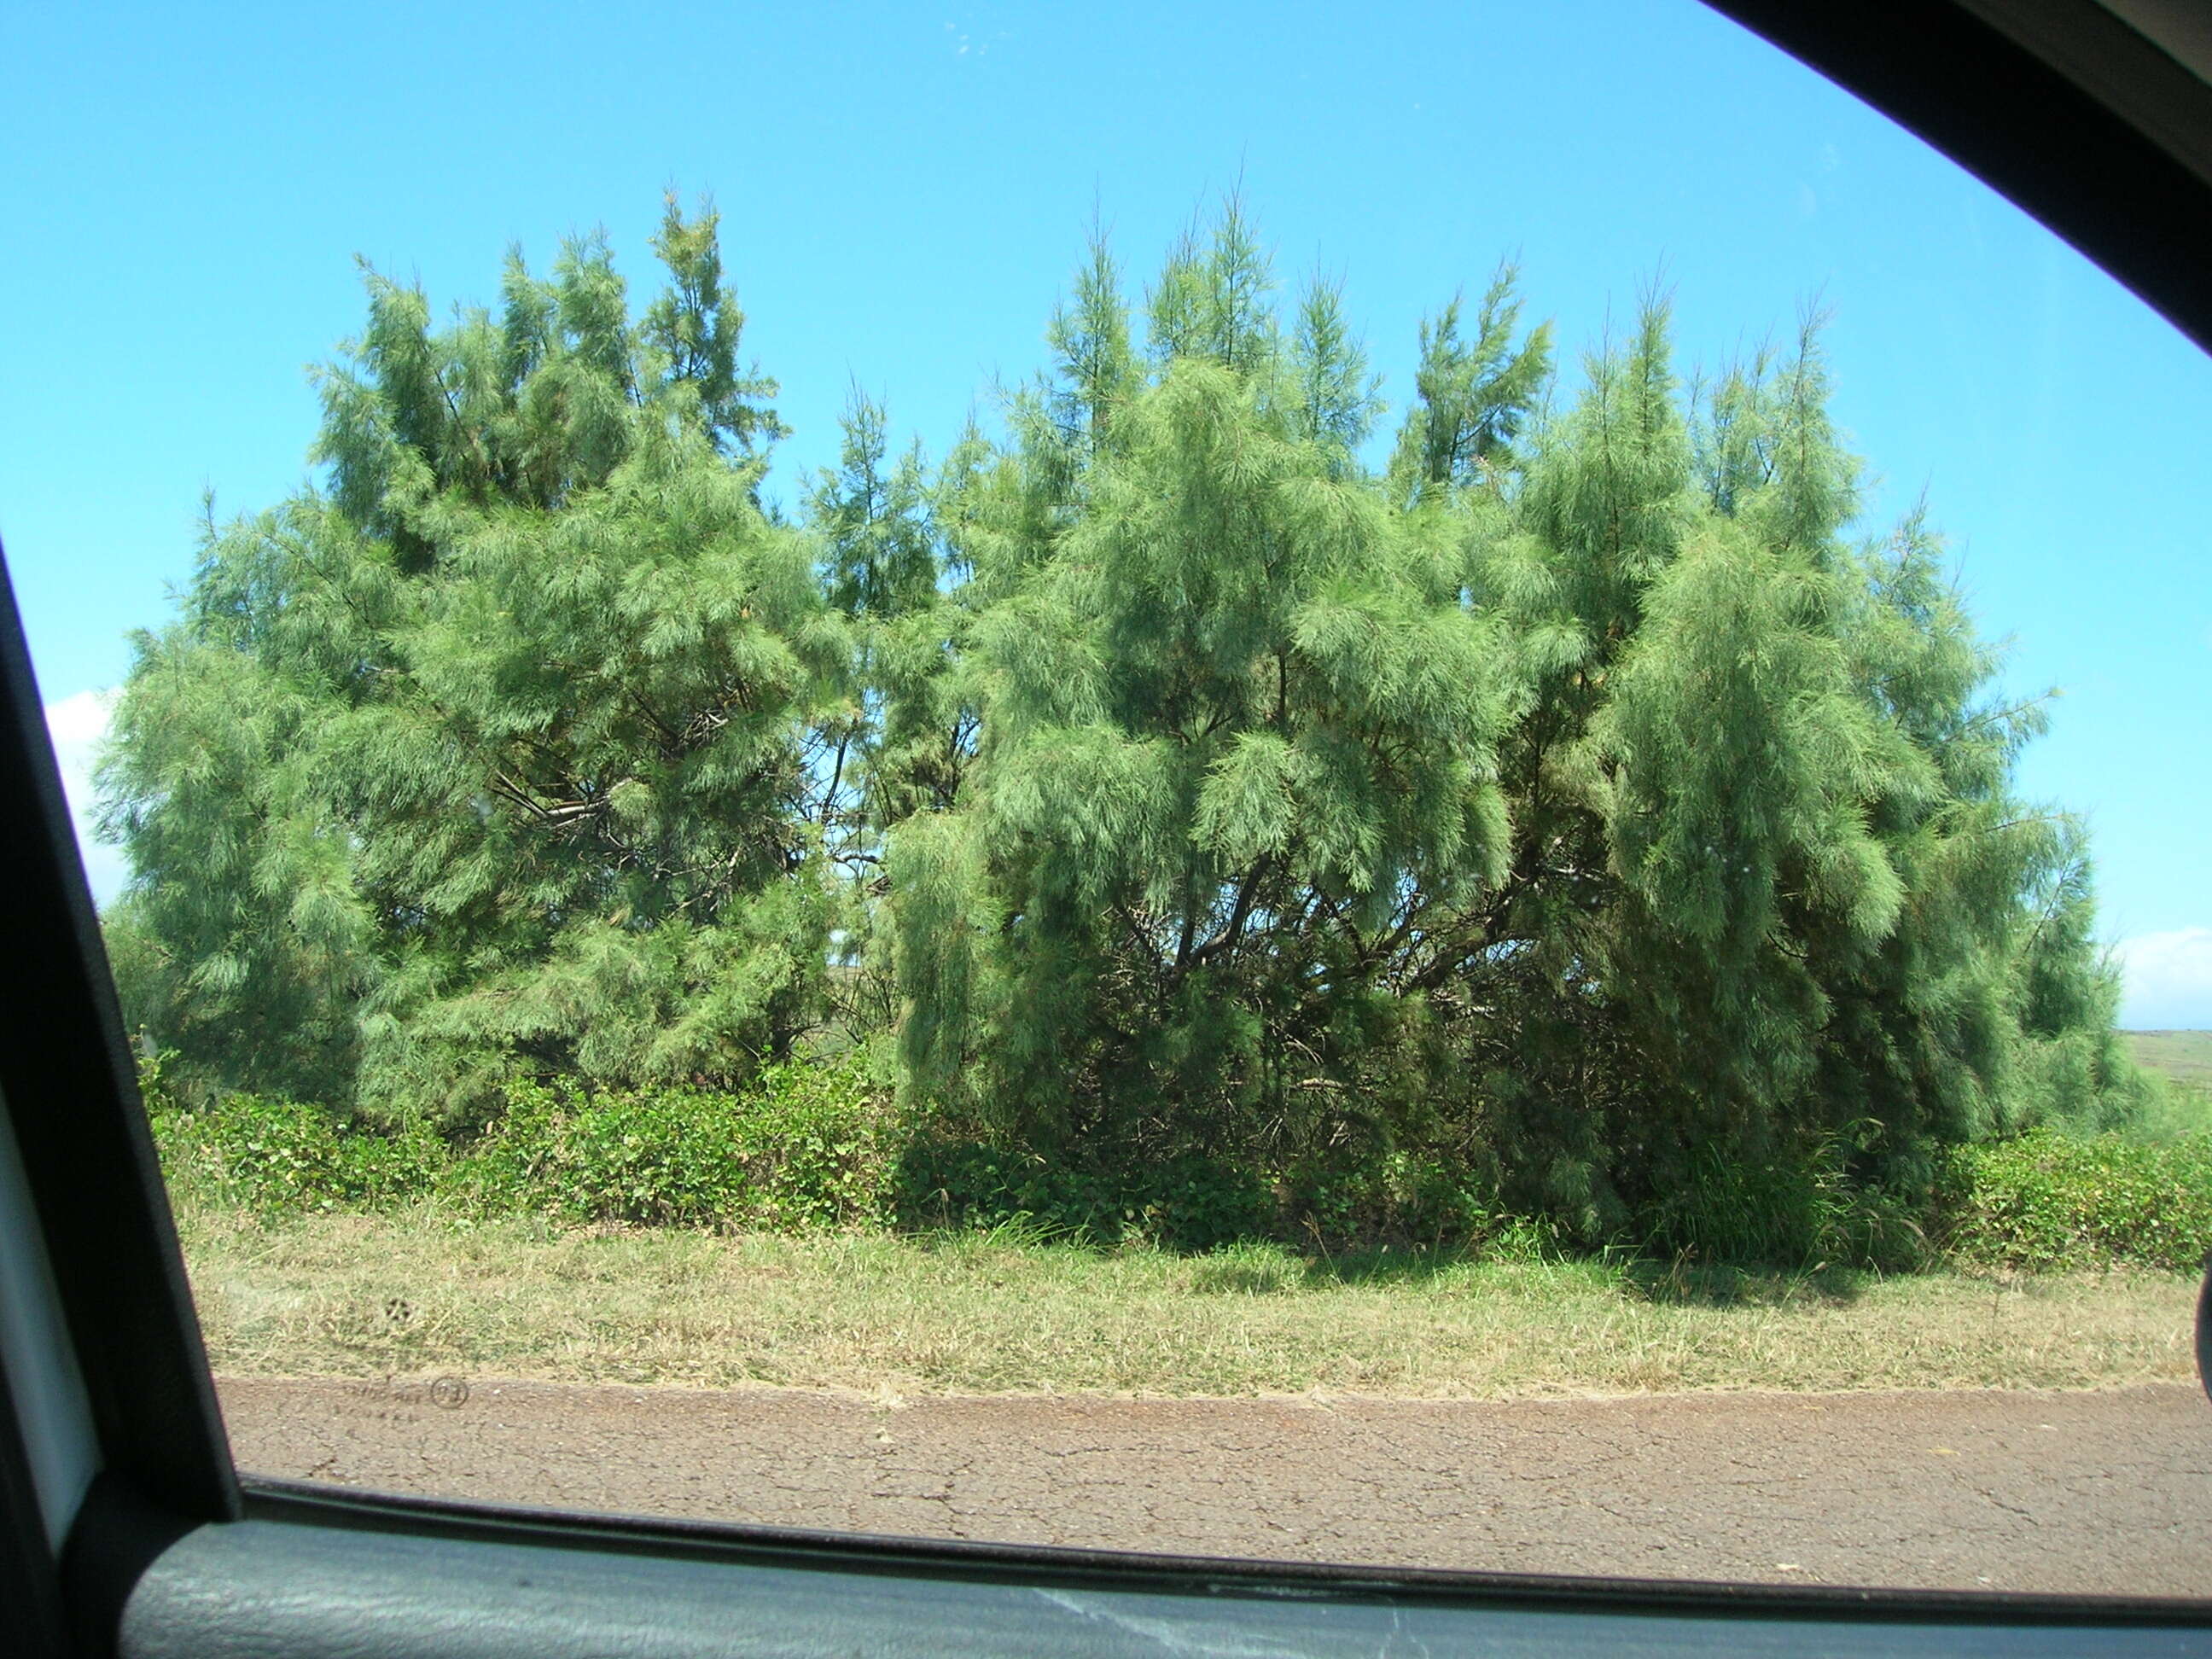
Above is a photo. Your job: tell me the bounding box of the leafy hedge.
[149,1063,1500,1251]
[152,1092,444,1213]
[147,1061,2212,1272]
[149,1061,890,1231]
[451,1065,888,1230]
[1940,1130,2212,1272]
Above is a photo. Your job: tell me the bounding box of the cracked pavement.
[217,1377,2212,1596]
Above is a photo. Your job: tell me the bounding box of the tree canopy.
[99,196,2142,1255]
[102,198,843,1125]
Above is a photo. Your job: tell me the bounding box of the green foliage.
[1643,1121,1930,1271]
[151,1092,442,1214]
[1278,1146,1502,1254]
[158,1061,2212,1279]
[105,197,2151,1266]
[1386,261,1553,498]
[154,1059,894,1231]
[888,1139,1271,1252]
[888,1140,1121,1241]
[450,1061,891,1229]
[894,209,1527,1186]
[1941,1130,2212,1272]
[889,1121,1506,1256]
[102,198,841,1123]
[888,208,2142,1242]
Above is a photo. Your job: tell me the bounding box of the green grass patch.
[173,1200,2198,1397]
[2124,1030,2212,1090]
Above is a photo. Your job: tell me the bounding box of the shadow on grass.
[1289,1243,1514,1290]
[1620,1259,1872,1307]
[1190,1242,1878,1305]
[888,1219,1881,1306]
[1199,1240,1604,1294]
[1189,1256,1301,1294]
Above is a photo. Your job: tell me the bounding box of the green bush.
[888,1141,1272,1250]
[450,1061,893,1230]
[150,1092,441,1214]
[1279,1147,1502,1254]
[1640,1122,1930,1272]
[889,1139,1129,1243]
[147,1051,2212,1278]
[888,1136,1512,1254]
[1140,1155,1276,1251]
[1941,1129,2212,1272]
[148,1057,895,1231]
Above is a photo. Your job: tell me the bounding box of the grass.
[2125,1029,2212,1090]
[175,1200,2200,1399]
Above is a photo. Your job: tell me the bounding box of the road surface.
[217,1377,2212,1598]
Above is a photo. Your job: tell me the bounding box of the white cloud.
[2113,928,2212,1030]
[41,689,125,909]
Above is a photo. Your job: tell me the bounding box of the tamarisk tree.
[895,213,1534,1177]
[888,210,2139,1244]
[100,198,845,1122]
[98,195,2140,1255]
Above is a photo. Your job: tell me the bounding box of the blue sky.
[4,0,2209,1025]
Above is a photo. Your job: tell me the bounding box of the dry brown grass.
[175,1201,2201,1399]
[2128,1029,2212,1090]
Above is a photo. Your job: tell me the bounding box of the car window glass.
[3,0,2209,1597]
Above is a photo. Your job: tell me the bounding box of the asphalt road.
[217,1377,2212,1598]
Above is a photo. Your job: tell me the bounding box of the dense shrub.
[1940,1130,2212,1272]
[1638,1121,1932,1272]
[1278,1148,1499,1254]
[148,1051,2212,1277]
[890,1138,1526,1254]
[151,1092,441,1214]
[890,1139,1113,1240]
[451,1061,893,1229]
[149,1058,894,1231]
[888,1141,1271,1250]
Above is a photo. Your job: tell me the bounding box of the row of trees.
[99,197,2140,1244]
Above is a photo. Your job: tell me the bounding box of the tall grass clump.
[2122,1076,2212,1144]
[1638,1121,1930,1271]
